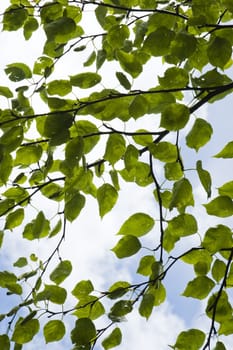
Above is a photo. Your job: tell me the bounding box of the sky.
[0,2,233,350]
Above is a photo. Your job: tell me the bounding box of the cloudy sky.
[0,2,233,350]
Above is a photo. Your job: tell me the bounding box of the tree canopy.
[0,0,233,349]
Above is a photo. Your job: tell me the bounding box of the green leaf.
[159,67,189,88]
[108,281,131,299]
[0,334,10,350]
[117,212,154,237]
[107,24,130,49]
[36,284,67,304]
[64,192,86,222]
[171,32,197,60]
[204,196,233,217]
[110,170,120,191]
[186,118,213,151]
[23,211,50,240]
[13,257,27,268]
[0,86,13,98]
[116,72,131,90]
[73,295,105,320]
[164,162,183,181]
[72,280,94,299]
[212,259,226,282]
[96,49,107,70]
[112,235,141,258]
[44,320,65,343]
[132,130,153,146]
[219,319,233,336]
[149,142,177,162]
[0,199,14,217]
[71,120,100,154]
[104,134,126,165]
[116,50,142,78]
[23,17,39,40]
[12,319,39,344]
[207,36,232,68]
[166,214,198,238]
[65,137,84,166]
[182,276,215,299]
[41,183,64,202]
[84,51,96,67]
[70,72,101,88]
[129,95,148,119]
[97,184,118,218]
[214,141,233,158]
[137,255,156,276]
[202,225,233,253]
[206,291,232,322]
[173,329,205,350]
[15,145,42,166]
[71,318,96,345]
[139,293,154,319]
[47,80,72,96]
[0,126,24,152]
[3,6,28,31]
[42,113,73,145]
[33,56,54,76]
[5,208,24,230]
[213,341,227,350]
[44,17,77,43]
[196,160,212,198]
[160,103,190,131]
[50,260,72,285]
[182,250,212,274]
[218,181,233,198]
[169,178,194,212]
[143,27,175,56]
[109,300,133,320]
[124,144,139,170]
[102,327,122,350]
[5,63,32,82]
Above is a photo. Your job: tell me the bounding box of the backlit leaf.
[112,235,141,258]
[169,178,194,212]
[117,212,154,237]
[182,276,215,299]
[5,208,24,230]
[173,329,205,350]
[97,184,118,218]
[160,103,190,131]
[36,284,67,304]
[12,319,39,344]
[196,160,212,198]
[143,27,175,56]
[44,320,65,343]
[64,192,85,222]
[104,134,126,165]
[116,72,131,90]
[218,181,233,198]
[202,225,233,253]
[102,327,122,350]
[149,142,177,162]
[70,72,101,88]
[207,36,232,68]
[5,63,31,82]
[186,119,213,151]
[139,293,154,319]
[50,260,72,285]
[214,141,233,158]
[71,318,96,346]
[204,196,233,217]
[72,280,94,299]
